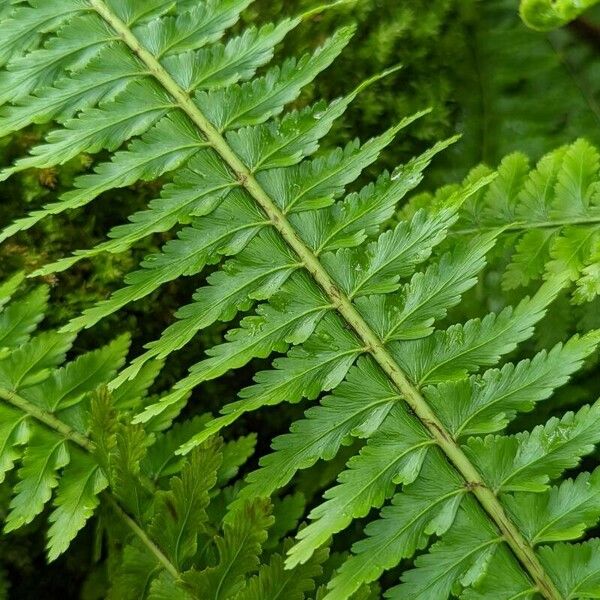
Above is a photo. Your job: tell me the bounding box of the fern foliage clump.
[408,139,600,304]
[105,433,335,600]
[1,0,600,598]
[435,0,600,184]
[0,272,329,599]
[0,271,130,560]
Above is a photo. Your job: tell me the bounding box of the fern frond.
[0,275,197,564]
[107,436,322,600]
[431,139,600,303]
[0,276,135,559]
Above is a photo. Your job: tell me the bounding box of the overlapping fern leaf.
[104,430,338,600]
[0,272,133,559]
[2,1,600,598]
[410,139,600,304]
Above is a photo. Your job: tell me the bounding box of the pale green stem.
[453,215,600,236]
[105,495,180,581]
[0,386,93,451]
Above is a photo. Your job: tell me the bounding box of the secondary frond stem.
[0,386,93,451]
[89,2,562,597]
[0,386,180,580]
[104,496,180,581]
[453,215,600,236]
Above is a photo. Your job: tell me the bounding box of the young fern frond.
[2,1,600,598]
[106,435,332,600]
[520,0,600,31]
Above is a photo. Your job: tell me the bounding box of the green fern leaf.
[46,451,107,560]
[4,427,71,532]
[183,498,273,599]
[426,331,600,437]
[538,540,600,598]
[0,285,48,349]
[326,452,464,600]
[387,500,501,600]
[0,404,29,485]
[236,543,328,600]
[461,545,535,599]
[286,404,433,568]
[236,356,398,503]
[467,401,600,493]
[149,444,221,570]
[504,469,600,545]
[448,139,600,302]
